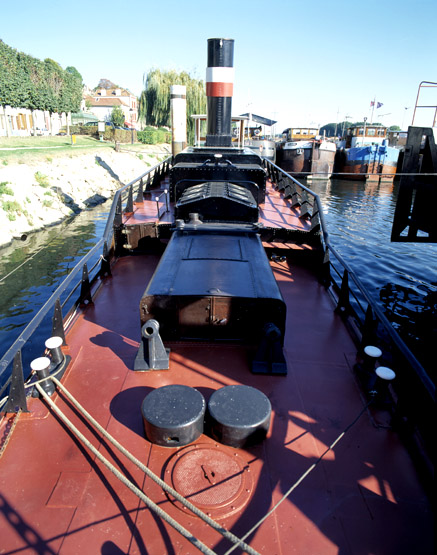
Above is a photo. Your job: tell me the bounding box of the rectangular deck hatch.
[139,230,286,341]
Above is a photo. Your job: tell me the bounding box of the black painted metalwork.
[135,320,170,371]
[391,126,437,242]
[335,270,352,314]
[135,178,144,204]
[124,185,134,214]
[79,263,92,305]
[170,152,266,204]
[1,145,433,471]
[252,323,287,375]
[206,38,234,147]
[175,181,258,223]
[154,189,169,220]
[0,157,171,407]
[139,228,286,343]
[142,385,205,446]
[299,190,311,220]
[99,241,112,278]
[52,298,66,344]
[207,385,271,447]
[1,352,28,414]
[360,305,378,349]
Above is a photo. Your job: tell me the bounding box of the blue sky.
[1,0,435,131]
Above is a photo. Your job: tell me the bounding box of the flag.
[377,102,383,108]
[370,101,375,107]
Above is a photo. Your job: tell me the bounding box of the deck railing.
[264,158,435,465]
[0,157,171,410]
[1,155,434,463]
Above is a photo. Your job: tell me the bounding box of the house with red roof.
[84,87,138,128]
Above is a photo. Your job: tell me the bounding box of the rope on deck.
[35,382,217,555]
[47,377,261,555]
[224,400,374,555]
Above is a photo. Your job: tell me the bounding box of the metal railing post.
[125,185,134,214]
[135,178,144,204]
[1,351,28,414]
[335,269,351,314]
[52,298,66,345]
[79,263,92,305]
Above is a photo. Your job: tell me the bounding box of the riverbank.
[0,143,170,248]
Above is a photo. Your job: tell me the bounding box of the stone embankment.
[0,145,170,248]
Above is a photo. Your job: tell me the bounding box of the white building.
[0,105,70,137]
[84,87,138,128]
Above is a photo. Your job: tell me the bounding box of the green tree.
[319,123,337,137]
[0,40,82,115]
[65,66,82,82]
[111,105,125,126]
[320,121,355,137]
[139,69,206,145]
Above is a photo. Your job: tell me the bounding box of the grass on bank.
[0,135,105,149]
[0,135,171,165]
[0,136,116,165]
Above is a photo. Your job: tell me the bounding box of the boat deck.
[124,179,311,231]
[0,181,432,554]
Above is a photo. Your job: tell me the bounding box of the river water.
[0,179,436,384]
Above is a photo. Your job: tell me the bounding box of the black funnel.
[205,38,234,147]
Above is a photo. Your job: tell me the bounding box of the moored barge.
[0,39,433,555]
[335,124,400,180]
[276,127,336,179]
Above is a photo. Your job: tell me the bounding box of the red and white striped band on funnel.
[205,38,234,147]
[205,67,234,97]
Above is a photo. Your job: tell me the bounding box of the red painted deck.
[123,179,311,233]
[0,181,433,554]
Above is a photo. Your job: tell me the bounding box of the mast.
[370,96,376,124]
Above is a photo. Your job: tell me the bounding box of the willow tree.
[139,69,206,145]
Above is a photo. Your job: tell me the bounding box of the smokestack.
[170,85,187,156]
[205,38,234,147]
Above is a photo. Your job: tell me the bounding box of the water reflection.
[379,282,436,379]
[0,201,112,367]
[310,178,437,375]
[1,181,436,377]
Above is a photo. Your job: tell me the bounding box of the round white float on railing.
[364,345,382,358]
[30,357,51,372]
[375,366,396,381]
[45,336,63,350]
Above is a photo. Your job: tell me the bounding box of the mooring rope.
[5,369,372,553]
[224,400,374,555]
[35,382,217,555]
[48,377,260,555]
[0,356,66,410]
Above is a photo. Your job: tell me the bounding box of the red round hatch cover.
[164,444,253,519]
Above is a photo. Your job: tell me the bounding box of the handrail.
[0,238,104,378]
[264,159,331,250]
[0,156,172,389]
[264,159,434,403]
[328,243,434,398]
[2,154,433,408]
[102,157,172,244]
[411,81,437,127]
